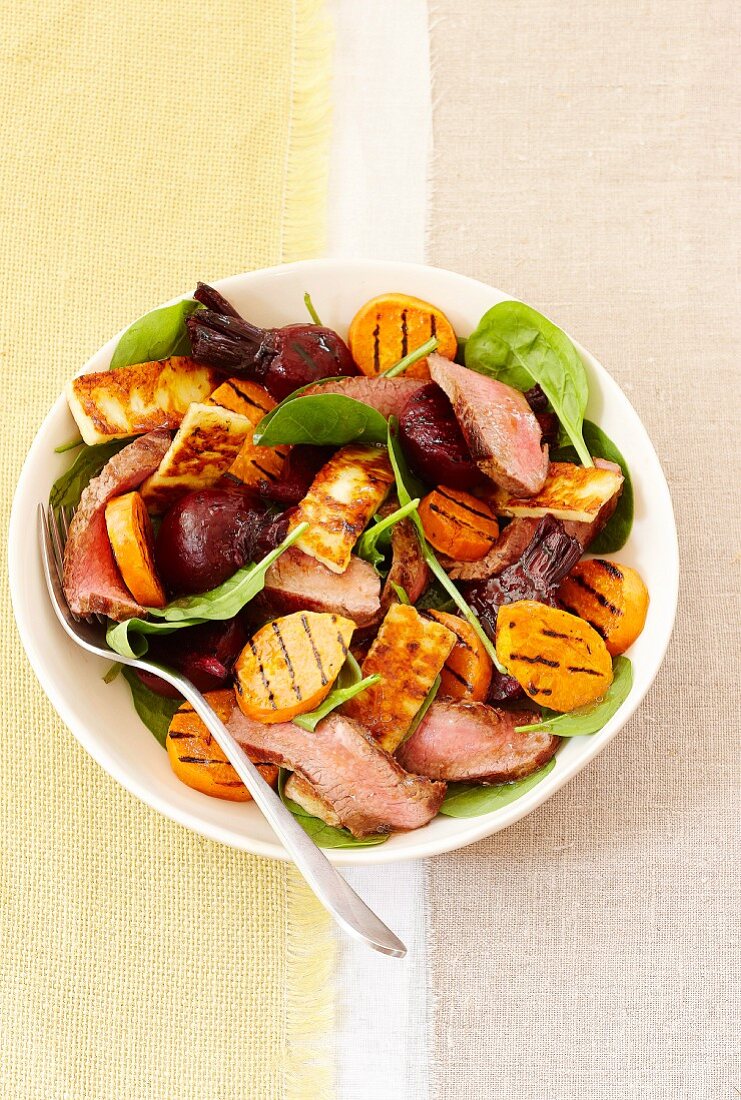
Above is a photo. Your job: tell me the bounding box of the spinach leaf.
[455,337,467,365]
[303,291,322,326]
[109,299,203,369]
[465,300,592,467]
[439,758,556,818]
[390,582,411,605]
[387,420,506,673]
[252,375,346,442]
[382,336,438,378]
[49,438,132,512]
[255,393,388,447]
[415,579,456,613]
[552,419,634,552]
[120,667,181,748]
[106,523,307,658]
[293,655,380,732]
[355,498,420,571]
[404,675,440,742]
[54,437,83,454]
[515,656,633,737]
[278,771,388,849]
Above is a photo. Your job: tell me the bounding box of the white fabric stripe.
[325,2,434,1097]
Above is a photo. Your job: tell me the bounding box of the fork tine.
[46,506,65,582]
[60,506,72,540]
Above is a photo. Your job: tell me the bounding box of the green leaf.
[455,336,467,365]
[439,758,556,818]
[382,336,438,378]
[54,436,84,454]
[120,667,181,748]
[390,581,410,605]
[293,657,380,732]
[106,523,307,658]
[278,771,389,849]
[386,419,507,673]
[465,300,592,467]
[49,438,132,512]
[109,299,203,369]
[515,656,633,737]
[303,291,323,326]
[355,498,420,571]
[254,393,389,447]
[552,419,634,552]
[102,661,122,684]
[403,675,440,742]
[414,579,455,613]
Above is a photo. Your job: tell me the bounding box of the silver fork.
[38,503,406,958]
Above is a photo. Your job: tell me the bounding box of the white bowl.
[8,260,678,864]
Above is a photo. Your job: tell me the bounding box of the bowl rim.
[8,258,679,863]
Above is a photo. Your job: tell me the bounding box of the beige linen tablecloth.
[427,1,740,1096]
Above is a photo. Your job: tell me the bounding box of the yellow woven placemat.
[0,3,334,1098]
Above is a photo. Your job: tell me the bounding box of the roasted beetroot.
[399,383,481,489]
[186,283,357,401]
[155,486,287,596]
[136,616,250,698]
[463,515,582,639]
[258,445,333,507]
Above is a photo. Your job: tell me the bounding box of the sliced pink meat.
[428,354,548,496]
[380,516,429,612]
[396,699,559,783]
[260,547,381,627]
[227,706,446,837]
[62,430,171,620]
[446,517,541,581]
[302,376,425,420]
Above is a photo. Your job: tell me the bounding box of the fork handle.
[165,674,406,958]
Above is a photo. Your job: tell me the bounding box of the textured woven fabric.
[426,1,740,1096]
[0,2,334,1098]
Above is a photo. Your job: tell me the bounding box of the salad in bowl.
[34,269,658,854]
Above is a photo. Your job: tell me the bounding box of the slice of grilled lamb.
[302,376,425,420]
[260,548,381,627]
[62,430,171,620]
[380,516,429,612]
[396,700,559,783]
[428,355,548,496]
[227,706,446,837]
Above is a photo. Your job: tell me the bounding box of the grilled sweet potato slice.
[495,600,613,711]
[558,559,649,656]
[418,486,499,561]
[166,690,278,801]
[235,611,355,723]
[208,377,288,487]
[426,610,493,702]
[348,293,457,379]
[104,491,165,607]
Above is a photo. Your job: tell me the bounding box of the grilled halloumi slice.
[289,444,394,573]
[490,461,624,524]
[66,357,219,445]
[207,377,288,487]
[140,402,252,512]
[342,604,456,753]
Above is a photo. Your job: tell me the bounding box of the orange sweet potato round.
[495,600,613,711]
[348,293,457,379]
[418,486,499,561]
[105,490,165,607]
[558,559,649,656]
[427,610,493,702]
[234,611,355,723]
[166,690,278,801]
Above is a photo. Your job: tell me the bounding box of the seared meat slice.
[396,700,559,783]
[62,430,171,620]
[302,376,425,420]
[463,515,582,639]
[428,354,548,496]
[260,547,381,627]
[446,517,541,581]
[227,707,446,837]
[380,516,429,612]
[283,772,341,828]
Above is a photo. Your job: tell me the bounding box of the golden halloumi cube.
[289,444,394,573]
[66,357,219,445]
[140,402,252,512]
[490,461,624,524]
[207,377,288,487]
[342,603,456,753]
